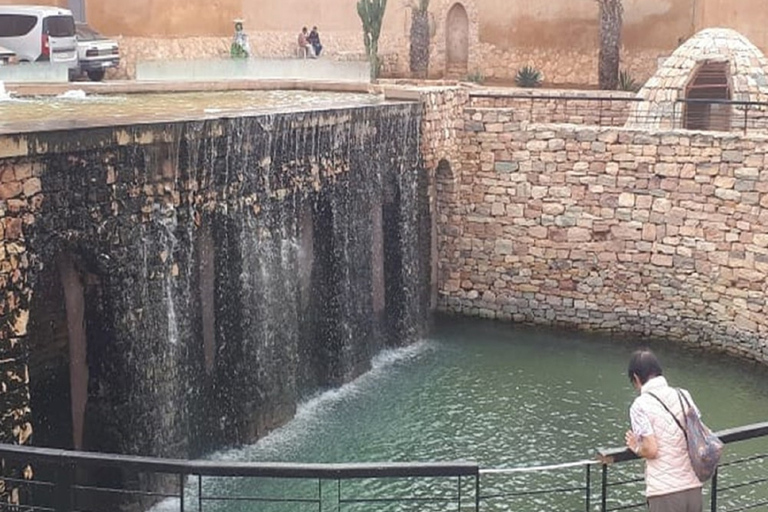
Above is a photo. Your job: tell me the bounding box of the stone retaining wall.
[109,33,661,86]
[438,105,768,362]
[0,102,429,505]
[475,46,662,87]
[110,33,407,80]
[468,89,637,126]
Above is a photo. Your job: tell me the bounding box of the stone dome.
[625,28,768,131]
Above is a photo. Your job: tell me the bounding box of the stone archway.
[445,3,469,77]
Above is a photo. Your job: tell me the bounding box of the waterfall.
[25,100,429,463]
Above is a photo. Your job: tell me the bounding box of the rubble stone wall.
[468,89,638,126]
[438,106,768,362]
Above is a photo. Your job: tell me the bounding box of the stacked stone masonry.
[436,102,768,363]
[468,89,637,127]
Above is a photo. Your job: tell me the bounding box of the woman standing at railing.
[625,349,704,512]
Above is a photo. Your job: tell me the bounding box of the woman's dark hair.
[627,349,663,385]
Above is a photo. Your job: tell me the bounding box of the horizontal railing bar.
[481,459,597,474]
[716,422,768,443]
[606,502,647,512]
[598,421,768,464]
[1,476,55,487]
[724,499,768,512]
[676,98,768,107]
[714,477,768,492]
[480,484,586,499]
[0,443,477,478]
[720,454,768,467]
[73,483,180,499]
[468,91,768,109]
[200,495,319,503]
[340,497,457,503]
[605,476,644,487]
[468,93,644,103]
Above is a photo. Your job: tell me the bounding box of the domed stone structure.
[625,28,768,132]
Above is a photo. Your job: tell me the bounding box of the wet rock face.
[0,103,430,462]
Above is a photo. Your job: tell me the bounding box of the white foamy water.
[56,89,88,100]
[0,81,13,102]
[146,340,435,512]
[215,339,435,462]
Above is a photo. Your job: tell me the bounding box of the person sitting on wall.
[308,26,323,57]
[297,27,316,58]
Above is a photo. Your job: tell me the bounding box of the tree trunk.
[409,9,430,79]
[598,0,623,90]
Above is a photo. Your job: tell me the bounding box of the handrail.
[597,421,768,464]
[0,442,479,478]
[675,98,768,107]
[469,92,644,103]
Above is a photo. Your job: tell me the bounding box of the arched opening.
[27,250,118,453]
[683,60,732,131]
[445,3,469,77]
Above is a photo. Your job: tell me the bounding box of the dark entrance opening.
[683,60,732,131]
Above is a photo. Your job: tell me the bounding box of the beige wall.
[87,0,410,40]
[2,0,766,54]
[477,0,695,50]
[697,0,768,50]
[87,0,241,37]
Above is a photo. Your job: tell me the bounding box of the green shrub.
[515,65,543,88]
[465,70,485,84]
[619,70,641,92]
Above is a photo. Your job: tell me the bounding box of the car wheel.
[87,69,105,82]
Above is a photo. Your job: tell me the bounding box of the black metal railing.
[0,421,765,512]
[468,92,642,127]
[0,443,478,512]
[467,91,768,132]
[598,422,768,512]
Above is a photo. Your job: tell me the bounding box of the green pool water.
[158,316,768,512]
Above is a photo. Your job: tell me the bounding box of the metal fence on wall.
[0,422,765,512]
[468,92,768,133]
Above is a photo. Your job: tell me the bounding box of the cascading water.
[24,99,429,474]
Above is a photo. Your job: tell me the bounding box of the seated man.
[308,26,323,57]
[297,27,315,58]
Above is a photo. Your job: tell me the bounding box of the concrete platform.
[136,58,371,83]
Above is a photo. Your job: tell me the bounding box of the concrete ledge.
[2,79,380,98]
[135,58,371,83]
[0,63,70,83]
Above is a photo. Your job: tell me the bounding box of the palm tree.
[357,0,388,80]
[597,0,623,90]
[409,0,430,79]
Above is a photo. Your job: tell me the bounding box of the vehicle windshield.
[44,15,75,37]
[75,23,100,40]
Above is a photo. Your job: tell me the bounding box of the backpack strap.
[647,391,689,443]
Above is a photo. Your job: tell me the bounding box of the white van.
[0,5,77,69]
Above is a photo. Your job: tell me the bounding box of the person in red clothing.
[625,349,704,512]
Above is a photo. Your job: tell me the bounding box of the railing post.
[198,474,203,512]
[54,461,74,512]
[598,99,603,126]
[179,473,185,512]
[317,478,322,512]
[585,463,591,512]
[601,463,608,512]
[710,468,718,512]
[458,475,462,512]
[743,106,749,134]
[475,472,480,512]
